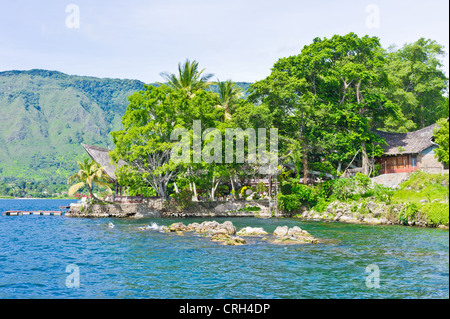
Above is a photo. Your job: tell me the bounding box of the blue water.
[0,199,448,299]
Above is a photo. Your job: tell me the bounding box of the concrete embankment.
[66,198,286,218]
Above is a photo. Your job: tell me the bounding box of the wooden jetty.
[3,210,64,216]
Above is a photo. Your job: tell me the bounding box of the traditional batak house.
[374,122,447,175]
[81,143,128,198]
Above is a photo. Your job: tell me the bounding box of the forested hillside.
[0,69,146,188]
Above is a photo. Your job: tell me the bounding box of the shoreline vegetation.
[65,171,449,230]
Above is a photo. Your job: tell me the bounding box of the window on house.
[411,155,417,167]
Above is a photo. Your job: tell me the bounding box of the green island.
[2,34,449,229]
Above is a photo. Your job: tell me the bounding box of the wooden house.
[374,123,447,175]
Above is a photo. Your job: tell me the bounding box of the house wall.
[376,154,419,174]
[418,146,445,173]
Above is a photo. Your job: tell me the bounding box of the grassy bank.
[392,171,449,226]
[283,171,449,227]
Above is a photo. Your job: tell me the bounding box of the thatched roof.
[374,123,437,156]
[81,143,126,182]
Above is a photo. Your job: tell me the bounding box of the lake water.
[0,199,448,299]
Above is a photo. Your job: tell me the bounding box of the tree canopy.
[105,33,448,202]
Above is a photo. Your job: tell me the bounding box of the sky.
[0,0,448,83]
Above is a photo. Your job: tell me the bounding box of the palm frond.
[68,182,85,196]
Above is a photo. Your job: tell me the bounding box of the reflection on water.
[0,199,448,298]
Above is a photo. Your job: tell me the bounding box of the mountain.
[0,69,145,184]
[0,69,252,185]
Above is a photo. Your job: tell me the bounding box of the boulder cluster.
[138,220,319,245]
[272,225,319,244]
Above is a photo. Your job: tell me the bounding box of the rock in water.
[211,233,231,241]
[273,226,289,236]
[273,225,319,244]
[226,237,246,246]
[237,226,268,236]
[168,222,189,232]
[220,221,236,235]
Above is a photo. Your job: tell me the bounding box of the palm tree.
[67,158,112,201]
[160,59,213,98]
[215,79,243,121]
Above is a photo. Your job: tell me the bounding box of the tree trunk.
[87,184,99,202]
[303,151,308,185]
[210,178,220,201]
[192,181,198,201]
[157,181,168,201]
[268,174,272,198]
[420,105,425,128]
[230,174,235,199]
[361,142,370,176]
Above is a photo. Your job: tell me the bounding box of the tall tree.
[110,84,221,200]
[248,33,397,178]
[215,79,243,121]
[384,38,448,129]
[160,59,213,99]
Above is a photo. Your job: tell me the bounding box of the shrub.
[370,184,394,203]
[332,178,358,201]
[398,202,419,225]
[239,186,253,198]
[280,182,293,195]
[278,193,302,213]
[423,202,449,226]
[312,197,332,213]
[354,173,371,192]
[170,189,194,210]
[292,184,317,204]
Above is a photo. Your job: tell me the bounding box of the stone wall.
[419,153,446,174]
[66,198,285,218]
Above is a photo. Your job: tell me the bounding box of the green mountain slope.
[0,69,252,186]
[0,69,145,184]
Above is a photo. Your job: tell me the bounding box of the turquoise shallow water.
[0,199,448,299]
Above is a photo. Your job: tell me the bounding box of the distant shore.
[0,197,77,200]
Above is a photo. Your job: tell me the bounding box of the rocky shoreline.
[66,198,449,230]
[137,220,320,246]
[295,200,449,229]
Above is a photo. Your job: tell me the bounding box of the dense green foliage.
[382,39,448,131]
[107,33,447,207]
[278,173,395,214]
[433,118,449,165]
